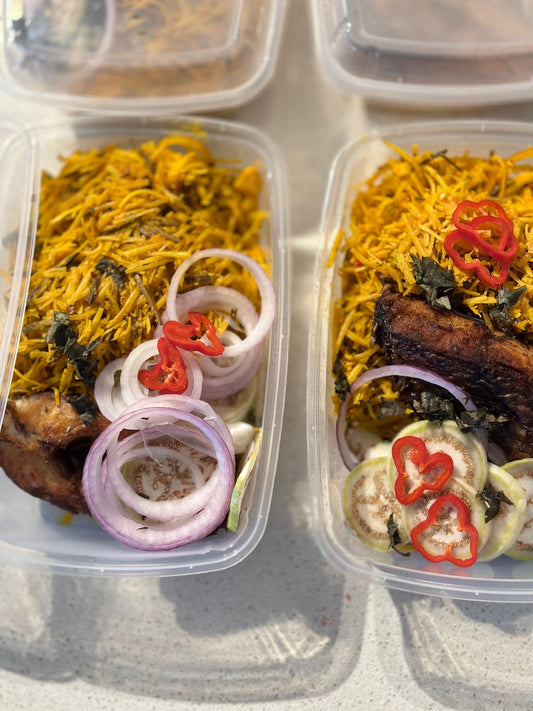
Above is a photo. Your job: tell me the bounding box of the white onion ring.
[165,249,275,358]
[336,365,478,471]
[119,339,202,408]
[82,405,235,549]
[94,358,127,421]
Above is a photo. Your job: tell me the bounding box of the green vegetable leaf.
[387,513,410,556]
[476,481,514,523]
[410,255,457,310]
[488,285,527,333]
[333,356,350,401]
[65,393,99,425]
[45,312,100,387]
[95,257,126,288]
[456,408,509,432]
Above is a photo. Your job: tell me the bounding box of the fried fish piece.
[373,286,533,460]
[0,393,109,513]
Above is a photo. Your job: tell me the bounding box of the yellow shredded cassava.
[332,144,533,430]
[11,134,268,399]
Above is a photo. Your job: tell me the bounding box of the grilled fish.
[373,286,533,460]
[0,393,108,512]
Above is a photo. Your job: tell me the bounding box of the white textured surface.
[1,1,533,709]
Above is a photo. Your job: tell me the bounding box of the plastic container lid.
[308,120,533,602]
[312,0,533,106]
[0,115,289,576]
[1,0,286,114]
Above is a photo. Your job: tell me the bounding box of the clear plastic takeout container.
[0,0,286,114]
[312,0,533,106]
[0,115,289,576]
[307,120,533,602]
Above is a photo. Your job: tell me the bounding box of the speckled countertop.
[1,2,533,710]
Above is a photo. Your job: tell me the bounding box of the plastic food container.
[307,120,533,602]
[0,115,289,576]
[0,0,286,114]
[312,0,533,106]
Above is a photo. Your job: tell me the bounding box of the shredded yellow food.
[332,144,533,430]
[11,134,268,399]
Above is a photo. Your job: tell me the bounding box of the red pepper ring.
[452,199,510,230]
[444,228,511,289]
[445,199,518,289]
[468,215,518,262]
[410,493,478,568]
[163,312,224,357]
[392,435,454,505]
[138,337,189,394]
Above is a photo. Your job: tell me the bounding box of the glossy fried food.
[373,286,533,461]
[0,394,108,512]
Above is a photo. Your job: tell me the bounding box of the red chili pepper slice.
[392,435,454,505]
[410,493,478,567]
[138,337,188,394]
[163,312,224,357]
[444,200,517,289]
[443,229,511,289]
[452,199,509,230]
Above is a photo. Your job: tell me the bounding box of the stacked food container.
[0,0,289,575]
[309,0,533,601]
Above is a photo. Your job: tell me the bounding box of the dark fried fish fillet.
[0,393,109,513]
[373,286,533,460]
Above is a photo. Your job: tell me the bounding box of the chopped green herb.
[488,285,527,333]
[387,513,410,556]
[410,255,457,310]
[477,481,514,523]
[45,312,100,387]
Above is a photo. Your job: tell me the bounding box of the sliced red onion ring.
[166,249,275,358]
[121,395,235,459]
[336,365,478,471]
[119,339,203,408]
[107,422,222,522]
[82,405,235,549]
[94,358,127,421]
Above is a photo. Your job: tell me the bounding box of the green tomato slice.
[387,419,488,494]
[502,458,533,561]
[342,457,409,553]
[477,464,527,562]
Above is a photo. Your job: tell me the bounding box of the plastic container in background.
[1,0,286,113]
[0,125,36,441]
[307,121,533,602]
[0,115,289,576]
[312,0,533,106]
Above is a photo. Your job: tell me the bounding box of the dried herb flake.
[476,481,514,523]
[410,255,457,311]
[387,513,410,556]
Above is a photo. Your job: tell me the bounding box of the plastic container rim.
[0,0,287,115]
[311,1,533,107]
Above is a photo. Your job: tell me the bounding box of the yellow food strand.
[12,135,268,398]
[332,145,533,429]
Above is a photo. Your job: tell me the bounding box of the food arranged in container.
[0,115,289,575]
[308,121,533,601]
[312,0,533,106]
[1,0,286,113]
